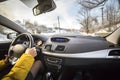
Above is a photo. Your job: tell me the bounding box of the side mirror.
[33,0,56,16]
[7,33,18,39]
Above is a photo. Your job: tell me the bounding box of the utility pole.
[57,16,60,33]
[101,7,104,27]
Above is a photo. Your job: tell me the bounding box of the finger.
[4,55,8,58]
[4,54,8,57]
[32,47,36,50]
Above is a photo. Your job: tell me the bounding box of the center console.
[44,56,63,80]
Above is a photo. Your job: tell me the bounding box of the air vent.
[55,45,65,51]
[45,45,52,51]
[109,50,120,56]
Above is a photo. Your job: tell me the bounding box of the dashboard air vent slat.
[109,50,120,56]
[55,45,65,51]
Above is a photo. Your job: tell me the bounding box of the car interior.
[0,0,120,80]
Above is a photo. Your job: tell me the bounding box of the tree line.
[77,0,120,33]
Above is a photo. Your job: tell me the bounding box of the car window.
[0,25,17,41]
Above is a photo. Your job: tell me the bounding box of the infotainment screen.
[51,37,69,42]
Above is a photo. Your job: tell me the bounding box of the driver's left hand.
[4,55,13,65]
[4,55,9,64]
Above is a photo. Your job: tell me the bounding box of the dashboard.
[42,35,120,72]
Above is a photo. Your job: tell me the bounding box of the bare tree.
[24,20,34,33]
[103,1,120,31]
[77,0,120,33]
[77,7,90,33]
[77,6,98,33]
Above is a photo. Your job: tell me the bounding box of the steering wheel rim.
[8,33,34,65]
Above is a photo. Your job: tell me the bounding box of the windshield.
[0,0,120,37]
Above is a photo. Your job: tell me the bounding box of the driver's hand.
[4,55,14,65]
[25,47,37,57]
[4,55,9,64]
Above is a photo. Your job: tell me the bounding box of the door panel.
[0,41,11,60]
[0,25,17,60]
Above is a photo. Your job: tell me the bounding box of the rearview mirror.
[33,0,56,16]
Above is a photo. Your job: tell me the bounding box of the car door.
[0,25,17,60]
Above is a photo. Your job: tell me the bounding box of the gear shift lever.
[46,72,54,80]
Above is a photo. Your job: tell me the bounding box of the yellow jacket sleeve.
[0,60,6,70]
[2,53,35,80]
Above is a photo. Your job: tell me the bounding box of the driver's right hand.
[25,47,37,57]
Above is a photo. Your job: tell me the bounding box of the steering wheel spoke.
[23,41,30,47]
[9,57,19,65]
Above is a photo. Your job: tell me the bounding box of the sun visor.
[20,0,38,8]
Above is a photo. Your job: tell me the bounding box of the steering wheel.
[8,33,34,65]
